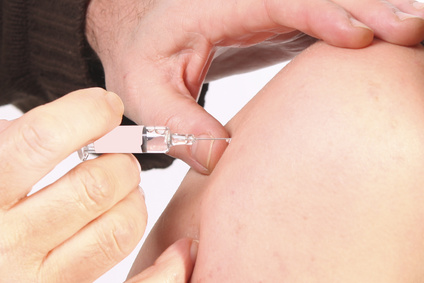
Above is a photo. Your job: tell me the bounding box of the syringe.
[78,126,231,161]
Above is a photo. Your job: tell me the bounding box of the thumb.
[0,120,11,133]
[126,238,199,283]
[124,83,229,175]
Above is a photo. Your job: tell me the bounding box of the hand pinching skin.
[85,0,424,174]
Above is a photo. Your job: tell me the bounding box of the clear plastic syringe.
[78,126,231,161]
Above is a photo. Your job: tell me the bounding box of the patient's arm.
[130,40,424,282]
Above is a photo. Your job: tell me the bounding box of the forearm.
[85,0,149,66]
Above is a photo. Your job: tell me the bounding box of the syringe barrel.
[92,126,145,153]
[78,126,172,161]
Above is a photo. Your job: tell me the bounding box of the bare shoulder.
[132,40,424,282]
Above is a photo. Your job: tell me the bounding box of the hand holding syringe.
[78,126,231,161]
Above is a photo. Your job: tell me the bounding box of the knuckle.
[71,164,116,213]
[19,113,66,162]
[0,217,42,275]
[95,213,145,263]
[75,87,123,120]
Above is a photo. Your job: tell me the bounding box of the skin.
[0,89,196,282]
[85,0,424,174]
[130,40,424,281]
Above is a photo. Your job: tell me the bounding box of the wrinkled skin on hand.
[86,0,424,173]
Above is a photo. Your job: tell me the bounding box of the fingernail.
[191,134,214,174]
[396,11,422,21]
[190,239,199,262]
[413,1,424,10]
[105,91,124,115]
[349,18,372,31]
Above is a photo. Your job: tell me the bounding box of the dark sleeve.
[0,0,210,170]
[0,0,104,112]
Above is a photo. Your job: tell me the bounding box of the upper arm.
[131,40,424,282]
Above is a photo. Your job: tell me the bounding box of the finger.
[200,0,374,48]
[334,0,424,46]
[126,238,198,283]
[389,0,424,16]
[0,119,11,132]
[7,153,141,255]
[39,189,146,283]
[0,88,124,208]
[122,80,229,174]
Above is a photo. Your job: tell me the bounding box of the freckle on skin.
[390,120,398,129]
[367,80,382,102]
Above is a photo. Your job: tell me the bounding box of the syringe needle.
[195,137,232,143]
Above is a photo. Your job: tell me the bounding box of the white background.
[0,62,286,282]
